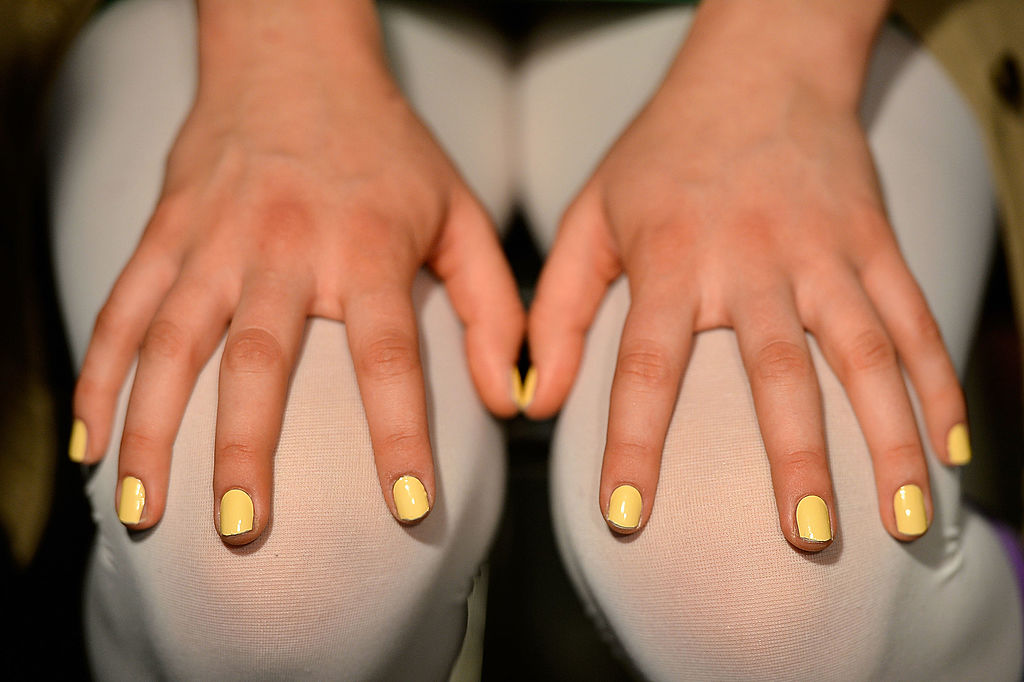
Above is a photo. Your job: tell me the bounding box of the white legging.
[50,1,1022,679]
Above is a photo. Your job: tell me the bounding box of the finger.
[599,282,694,534]
[430,193,525,417]
[345,287,434,524]
[861,249,970,466]
[116,272,233,529]
[213,271,310,544]
[72,241,180,464]
[733,283,834,551]
[806,274,932,540]
[527,190,621,418]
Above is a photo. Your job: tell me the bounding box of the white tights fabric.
[50,1,1022,679]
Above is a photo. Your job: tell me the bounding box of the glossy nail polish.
[68,418,87,463]
[511,366,538,410]
[393,475,430,522]
[947,423,971,465]
[220,489,254,536]
[118,476,145,525]
[893,484,928,536]
[606,484,642,531]
[796,494,832,542]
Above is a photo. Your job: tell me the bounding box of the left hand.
[525,0,967,550]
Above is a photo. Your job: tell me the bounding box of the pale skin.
[73,0,967,552]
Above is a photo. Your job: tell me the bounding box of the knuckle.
[142,319,191,364]
[217,441,261,466]
[843,328,897,374]
[120,429,162,455]
[607,438,656,466]
[751,340,812,386]
[778,449,824,478]
[92,302,126,343]
[223,328,285,375]
[617,343,675,389]
[883,441,921,463]
[379,428,426,456]
[254,197,316,256]
[143,196,185,238]
[910,309,944,349]
[855,206,891,235]
[359,333,418,381]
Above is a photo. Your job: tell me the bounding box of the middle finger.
[213,271,310,544]
[733,282,834,550]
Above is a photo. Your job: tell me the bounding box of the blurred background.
[2,2,1021,679]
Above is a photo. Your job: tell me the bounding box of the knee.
[86,297,505,678]
[550,311,952,679]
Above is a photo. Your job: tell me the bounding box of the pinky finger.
[71,249,177,464]
[862,251,970,467]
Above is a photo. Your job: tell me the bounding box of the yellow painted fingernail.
[947,423,971,465]
[796,494,832,542]
[220,489,254,536]
[69,418,87,463]
[606,484,642,531]
[511,366,537,410]
[393,475,430,522]
[893,484,928,536]
[118,476,145,525]
[510,368,521,405]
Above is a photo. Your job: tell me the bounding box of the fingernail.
[511,366,538,410]
[69,418,87,463]
[393,475,430,522]
[947,423,971,465]
[893,484,928,536]
[118,476,145,525]
[606,484,642,531]
[796,494,832,542]
[220,489,254,536]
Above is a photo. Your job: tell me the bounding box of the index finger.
[345,287,434,523]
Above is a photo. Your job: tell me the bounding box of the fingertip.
[604,483,644,535]
[789,536,834,553]
[892,483,930,540]
[72,382,114,465]
[463,327,521,419]
[116,474,161,530]
[392,474,431,524]
[218,488,260,544]
[68,418,88,463]
[946,422,972,466]
[790,494,834,551]
[511,365,538,412]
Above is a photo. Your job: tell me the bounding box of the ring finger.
[807,273,932,540]
[116,269,233,529]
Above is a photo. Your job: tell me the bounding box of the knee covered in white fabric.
[550,281,1020,680]
[85,285,506,679]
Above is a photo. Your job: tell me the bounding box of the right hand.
[70,0,524,544]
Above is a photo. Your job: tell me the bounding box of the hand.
[69,0,523,544]
[527,0,966,550]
